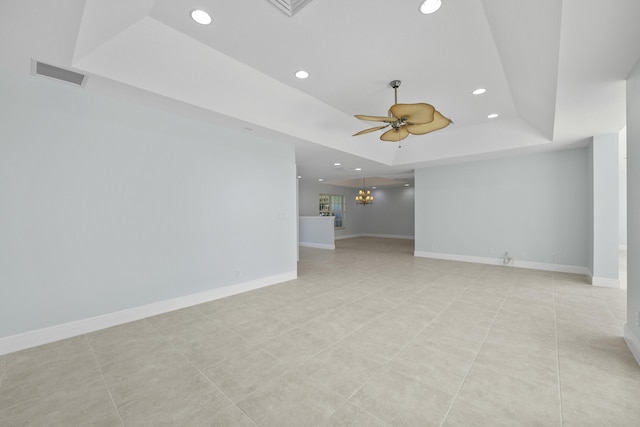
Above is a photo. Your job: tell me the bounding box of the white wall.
[298,180,365,237]
[298,181,415,239]
[414,148,589,270]
[0,70,297,340]
[590,134,620,283]
[625,59,640,363]
[620,127,628,247]
[362,186,415,238]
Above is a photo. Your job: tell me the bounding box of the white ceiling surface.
[2,0,640,186]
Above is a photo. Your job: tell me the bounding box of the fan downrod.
[390,80,401,105]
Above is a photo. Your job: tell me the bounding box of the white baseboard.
[335,234,361,240]
[624,324,640,366]
[588,275,621,288]
[335,234,414,241]
[413,251,589,275]
[0,271,297,356]
[299,242,335,249]
[362,233,415,240]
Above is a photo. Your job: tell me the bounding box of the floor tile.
[164,328,255,371]
[413,320,489,361]
[260,327,333,365]
[474,331,559,388]
[115,372,231,426]
[456,364,561,426]
[234,313,294,346]
[350,368,454,426]
[0,378,119,426]
[203,350,288,402]
[297,343,382,398]
[205,403,258,427]
[321,403,389,427]
[237,371,344,427]
[388,340,473,395]
[442,398,514,427]
[1,237,637,426]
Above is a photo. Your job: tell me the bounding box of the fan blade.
[389,103,435,124]
[355,114,398,123]
[380,126,410,142]
[353,125,390,136]
[406,111,451,135]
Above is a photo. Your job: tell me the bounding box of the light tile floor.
[1,237,638,426]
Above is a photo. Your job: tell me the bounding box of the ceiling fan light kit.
[353,80,451,143]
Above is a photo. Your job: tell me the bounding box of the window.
[319,194,344,228]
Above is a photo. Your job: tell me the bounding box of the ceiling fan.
[353,80,451,142]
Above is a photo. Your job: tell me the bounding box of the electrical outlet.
[235,269,241,278]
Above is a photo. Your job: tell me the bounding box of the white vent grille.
[267,0,313,16]
[34,61,86,86]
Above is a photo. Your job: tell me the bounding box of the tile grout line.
[0,354,6,392]
[0,354,6,384]
[552,275,565,427]
[599,290,627,333]
[287,279,462,425]
[84,334,126,427]
[319,270,492,424]
[438,281,510,427]
[144,319,260,427]
[326,270,501,413]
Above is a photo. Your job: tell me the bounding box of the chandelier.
[355,178,373,205]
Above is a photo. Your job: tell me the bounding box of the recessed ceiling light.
[295,70,309,79]
[297,176,302,179]
[333,162,341,166]
[487,113,499,119]
[405,184,410,187]
[190,9,212,25]
[318,178,324,182]
[419,0,442,14]
[372,186,377,189]
[472,88,486,95]
[355,168,362,171]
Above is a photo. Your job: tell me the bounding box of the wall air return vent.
[267,0,313,16]
[34,61,86,87]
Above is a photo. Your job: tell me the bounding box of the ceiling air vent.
[34,61,86,87]
[267,0,313,16]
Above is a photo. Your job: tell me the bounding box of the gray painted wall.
[298,180,365,237]
[414,148,589,268]
[297,181,415,238]
[362,186,415,237]
[590,134,620,280]
[620,129,628,247]
[0,70,297,338]
[626,59,640,357]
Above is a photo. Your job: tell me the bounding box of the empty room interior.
[1,0,640,426]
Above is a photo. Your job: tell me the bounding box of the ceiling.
[2,0,640,187]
